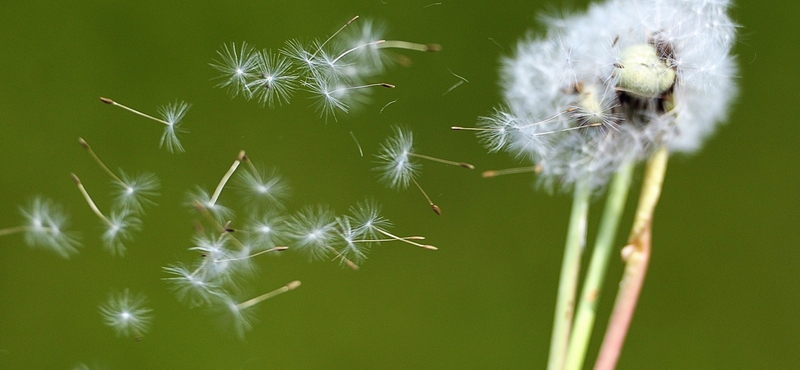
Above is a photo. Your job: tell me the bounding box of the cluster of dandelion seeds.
[70,138,160,256]
[211,16,440,121]
[165,150,435,337]
[460,0,737,191]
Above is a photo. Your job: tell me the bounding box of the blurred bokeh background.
[1,0,797,369]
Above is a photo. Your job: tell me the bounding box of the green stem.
[547,177,592,370]
[564,162,635,370]
[593,147,668,370]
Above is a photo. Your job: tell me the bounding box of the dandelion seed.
[236,157,290,209]
[347,199,436,250]
[99,288,153,339]
[375,126,473,215]
[213,280,301,338]
[162,262,223,308]
[186,150,245,221]
[307,78,394,122]
[247,49,298,107]
[211,41,260,98]
[100,97,189,153]
[0,197,82,258]
[243,211,288,251]
[71,173,140,256]
[79,137,160,213]
[286,205,337,261]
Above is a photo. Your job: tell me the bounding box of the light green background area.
[0,0,797,369]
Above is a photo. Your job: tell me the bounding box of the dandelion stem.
[100,97,171,126]
[593,147,668,370]
[547,177,591,370]
[78,138,123,183]
[237,280,302,311]
[564,162,634,370]
[408,153,475,169]
[210,151,245,206]
[71,173,113,228]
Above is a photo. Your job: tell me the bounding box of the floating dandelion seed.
[78,138,160,214]
[213,280,301,338]
[71,173,141,256]
[100,97,190,153]
[210,41,260,98]
[375,126,474,215]
[0,197,82,258]
[99,288,153,339]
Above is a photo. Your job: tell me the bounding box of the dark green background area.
[0,0,797,369]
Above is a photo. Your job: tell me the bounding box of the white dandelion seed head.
[493,0,737,191]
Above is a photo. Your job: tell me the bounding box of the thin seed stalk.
[236,281,302,311]
[0,226,27,236]
[547,177,592,370]
[593,147,668,370]
[564,162,635,370]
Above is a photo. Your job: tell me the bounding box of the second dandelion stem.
[547,177,591,370]
[564,162,634,370]
[593,147,668,370]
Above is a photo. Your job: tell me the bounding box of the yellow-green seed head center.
[616,44,675,98]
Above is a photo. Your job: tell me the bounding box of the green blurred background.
[1,0,797,369]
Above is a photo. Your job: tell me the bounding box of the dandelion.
[71,173,141,256]
[0,197,81,258]
[99,288,153,339]
[100,97,190,153]
[213,280,301,338]
[375,126,474,215]
[78,137,160,214]
[461,1,738,369]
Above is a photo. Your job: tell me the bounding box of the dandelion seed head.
[488,0,737,191]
